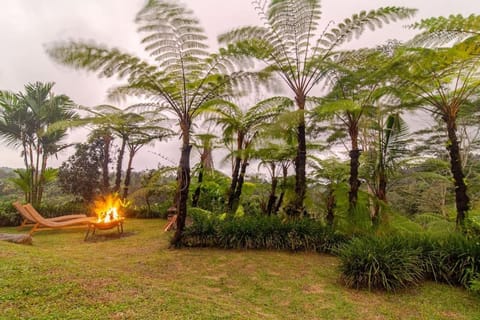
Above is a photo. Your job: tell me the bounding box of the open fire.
[93,194,124,224]
[85,194,125,240]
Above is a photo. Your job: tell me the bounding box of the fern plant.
[392,18,480,227]
[47,0,265,245]
[218,0,417,216]
[204,96,293,213]
[409,14,480,47]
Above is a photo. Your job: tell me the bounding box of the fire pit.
[84,194,126,241]
[84,218,125,241]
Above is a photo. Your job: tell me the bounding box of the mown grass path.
[1,219,479,319]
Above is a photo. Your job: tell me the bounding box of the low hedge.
[181,210,348,253]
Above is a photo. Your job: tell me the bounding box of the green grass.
[0,219,479,320]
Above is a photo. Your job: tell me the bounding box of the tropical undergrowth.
[181,207,480,292]
[181,208,348,253]
[337,233,480,291]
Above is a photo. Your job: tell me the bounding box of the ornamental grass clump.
[425,234,480,287]
[181,208,219,247]
[337,236,424,292]
[181,213,347,252]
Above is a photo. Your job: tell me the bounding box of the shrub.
[469,275,480,295]
[129,201,171,219]
[0,201,21,227]
[182,208,219,246]
[338,233,480,291]
[37,201,88,218]
[181,214,348,252]
[423,234,480,287]
[337,236,424,292]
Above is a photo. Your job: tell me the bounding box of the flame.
[93,194,123,223]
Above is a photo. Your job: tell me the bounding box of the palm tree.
[392,15,480,227]
[0,82,77,205]
[47,0,261,245]
[218,0,416,215]
[206,97,292,213]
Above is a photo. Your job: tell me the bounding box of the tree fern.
[47,0,265,245]
[409,14,480,47]
[218,0,416,215]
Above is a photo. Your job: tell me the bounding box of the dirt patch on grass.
[303,284,325,294]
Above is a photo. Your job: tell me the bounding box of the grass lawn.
[0,219,479,320]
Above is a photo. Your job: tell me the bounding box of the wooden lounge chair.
[13,201,88,229]
[21,203,96,235]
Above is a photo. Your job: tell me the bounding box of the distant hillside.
[0,167,15,173]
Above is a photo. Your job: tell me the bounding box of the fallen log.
[0,233,33,245]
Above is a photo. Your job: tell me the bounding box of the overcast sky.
[0,0,478,171]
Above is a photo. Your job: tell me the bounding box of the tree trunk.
[231,159,249,213]
[171,123,192,246]
[266,167,278,216]
[291,93,307,217]
[445,117,469,227]
[37,153,48,205]
[326,187,335,226]
[114,137,127,193]
[275,164,289,214]
[227,156,242,212]
[122,149,135,200]
[192,164,203,207]
[348,122,361,211]
[102,134,112,194]
[371,170,387,223]
[27,144,35,204]
[32,144,41,205]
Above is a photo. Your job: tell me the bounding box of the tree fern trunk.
[292,93,307,216]
[122,149,135,200]
[102,134,112,194]
[114,137,127,193]
[171,124,192,246]
[192,164,203,207]
[232,159,249,213]
[326,187,335,226]
[275,164,289,214]
[348,123,361,211]
[445,117,469,228]
[266,174,278,216]
[227,156,242,212]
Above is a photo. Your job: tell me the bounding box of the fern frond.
[321,7,416,49]
[47,41,158,80]
[409,14,480,47]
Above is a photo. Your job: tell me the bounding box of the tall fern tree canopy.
[218,0,417,216]
[394,14,480,227]
[47,0,258,245]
